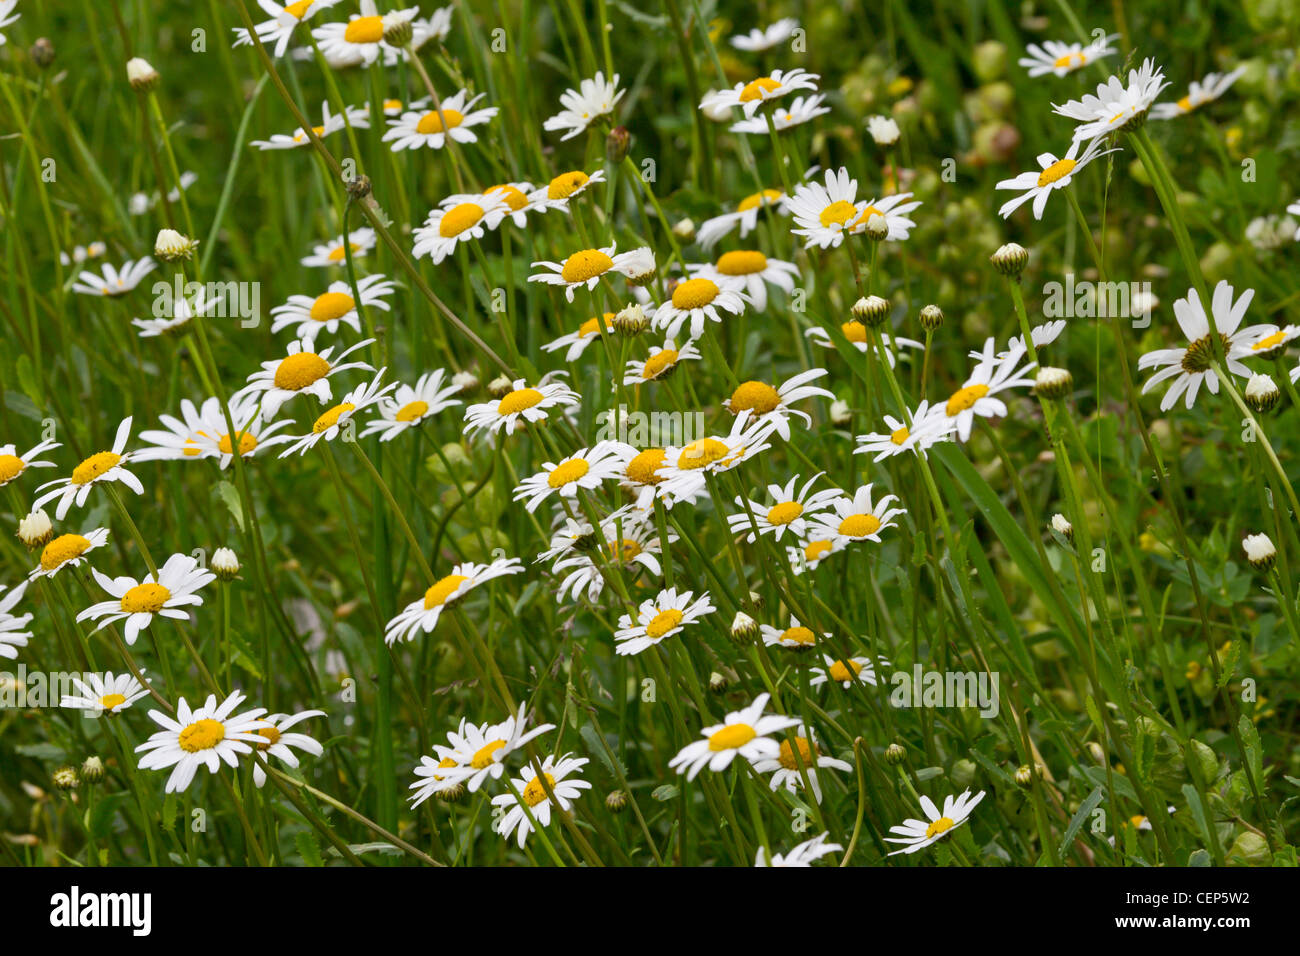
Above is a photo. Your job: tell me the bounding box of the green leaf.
[1216,640,1242,690]
[214,480,246,534]
[296,831,324,867]
[87,792,131,840]
[1059,786,1104,859]
[580,724,627,780]
[1181,783,1214,849]
[1238,716,1265,792]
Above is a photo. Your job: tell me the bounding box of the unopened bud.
[671,219,696,241]
[612,303,649,336]
[1244,373,1279,414]
[884,742,906,765]
[990,242,1028,278]
[863,212,889,241]
[30,38,55,69]
[605,789,629,813]
[1050,513,1073,541]
[1035,366,1072,400]
[606,125,631,164]
[708,671,729,694]
[730,611,757,643]
[126,57,159,93]
[80,756,106,784]
[851,295,890,328]
[451,370,479,394]
[212,547,240,581]
[919,304,944,331]
[53,767,79,792]
[829,399,852,427]
[155,228,198,262]
[17,510,53,549]
[1243,533,1276,572]
[488,375,514,398]
[382,18,414,47]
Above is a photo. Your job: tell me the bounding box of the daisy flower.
[0,0,19,45]
[723,368,834,440]
[656,416,780,505]
[234,338,375,419]
[251,101,369,150]
[409,740,468,807]
[789,168,921,248]
[810,654,883,689]
[805,321,923,368]
[439,182,541,229]
[277,373,395,457]
[300,227,377,268]
[969,320,1069,361]
[60,671,151,716]
[729,94,830,134]
[997,137,1121,220]
[884,789,986,855]
[1139,281,1267,411]
[0,581,32,660]
[1151,67,1245,120]
[381,7,454,64]
[432,703,556,792]
[529,243,642,302]
[759,616,826,650]
[33,418,143,520]
[730,18,799,52]
[700,68,820,118]
[135,396,295,467]
[250,710,326,787]
[1052,58,1170,141]
[811,483,906,545]
[384,557,524,644]
[412,193,511,264]
[132,285,226,338]
[755,832,843,867]
[727,472,841,543]
[668,693,800,781]
[542,313,616,362]
[232,0,342,57]
[613,587,715,656]
[939,343,1037,441]
[77,553,215,645]
[360,369,463,441]
[854,400,956,460]
[491,754,592,848]
[752,724,852,802]
[60,241,107,267]
[543,71,624,141]
[462,377,581,437]
[697,188,792,249]
[0,439,59,488]
[1018,34,1117,77]
[135,691,270,794]
[513,441,632,513]
[383,90,498,151]
[311,0,418,67]
[787,535,847,575]
[623,338,702,385]
[526,168,607,213]
[70,258,156,297]
[270,274,397,341]
[689,251,799,313]
[619,447,672,509]
[650,277,748,339]
[30,529,110,580]
[1232,324,1300,363]
[552,512,674,603]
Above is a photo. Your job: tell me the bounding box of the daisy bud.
[851,295,890,328]
[990,242,1028,278]
[80,756,106,784]
[866,114,901,147]
[451,370,479,394]
[488,374,515,398]
[1050,513,1073,541]
[919,303,944,331]
[346,174,372,200]
[708,671,729,694]
[1243,533,1276,572]
[154,228,198,262]
[126,57,160,93]
[612,303,649,336]
[1086,741,1106,765]
[1244,373,1280,414]
[17,509,53,549]
[747,590,765,611]
[700,94,733,123]
[30,38,55,69]
[212,547,240,581]
[619,247,657,287]
[382,17,414,47]
[605,789,629,813]
[863,212,889,242]
[436,782,466,804]
[671,218,696,242]
[884,742,907,765]
[830,399,852,427]
[1035,366,1073,400]
[606,125,631,164]
[730,611,758,643]
[1014,764,1042,788]
[53,767,79,792]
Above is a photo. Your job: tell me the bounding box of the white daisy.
[270,274,397,341]
[251,100,369,150]
[134,396,295,467]
[697,187,792,249]
[1232,324,1300,363]
[809,653,884,689]
[234,338,375,419]
[439,182,541,229]
[311,0,418,67]
[528,243,642,302]
[412,193,511,264]
[513,441,632,513]
[232,0,342,57]
[668,693,800,781]
[543,71,624,141]
[727,472,841,543]
[969,320,1069,361]
[656,415,781,506]
[810,483,906,544]
[854,401,956,460]
[384,557,525,644]
[383,89,498,151]
[33,418,143,520]
[729,94,830,134]
[699,68,820,118]
[723,368,834,441]
[884,789,986,855]
[755,831,843,867]
[59,670,151,716]
[132,286,226,338]
[1052,58,1170,142]
[359,369,463,441]
[751,724,852,802]
[0,0,20,45]
[542,312,616,362]
[805,322,924,367]
[71,258,156,297]
[786,535,847,575]
[526,168,607,213]
[729,18,799,52]
[77,553,215,645]
[250,709,326,787]
[30,529,111,580]
[789,168,922,248]
[0,439,60,488]
[1151,67,1245,120]
[650,277,748,340]
[622,338,703,385]
[409,737,470,807]
[277,373,395,457]
[491,754,591,848]
[996,137,1121,220]
[1018,35,1117,77]
[939,342,1036,441]
[613,586,715,656]
[431,703,556,792]
[689,250,799,313]
[758,616,826,650]
[0,581,33,660]
[461,377,581,437]
[300,227,377,268]
[135,691,270,794]
[60,241,107,267]
[551,511,674,604]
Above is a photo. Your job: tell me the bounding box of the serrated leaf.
[1238,716,1265,792]
[579,724,627,780]
[296,831,324,867]
[651,784,679,802]
[214,480,246,533]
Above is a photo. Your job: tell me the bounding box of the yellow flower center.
[432,756,457,779]
[100,693,127,710]
[517,772,555,807]
[671,277,721,310]
[486,184,528,211]
[729,380,782,415]
[677,437,730,470]
[439,202,485,238]
[424,573,470,610]
[715,250,768,275]
[312,402,355,433]
[1053,52,1085,69]
[737,188,782,212]
[284,0,315,19]
[578,313,615,338]
[626,448,666,485]
[925,816,956,839]
[547,457,591,488]
[255,726,282,749]
[778,736,817,769]
[326,243,359,262]
[838,513,882,537]
[1253,330,1287,351]
[945,383,989,416]
[890,426,910,445]
[218,432,258,456]
[766,501,803,525]
[819,199,859,228]
[841,320,868,344]
[561,249,614,283]
[470,739,506,769]
[40,534,91,571]
[343,15,384,44]
[828,659,863,683]
[274,352,331,391]
[547,171,590,200]
[1176,95,1193,112]
[121,582,170,614]
[708,722,757,751]
[71,451,122,486]
[497,387,544,416]
[1036,157,1077,188]
[608,538,642,562]
[739,76,781,102]
[645,607,684,639]
[309,291,355,322]
[780,626,816,646]
[178,718,226,753]
[416,109,465,134]
[395,400,430,423]
[0,454,25,483]
[643,349,679,379]
[804,539,833,562]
